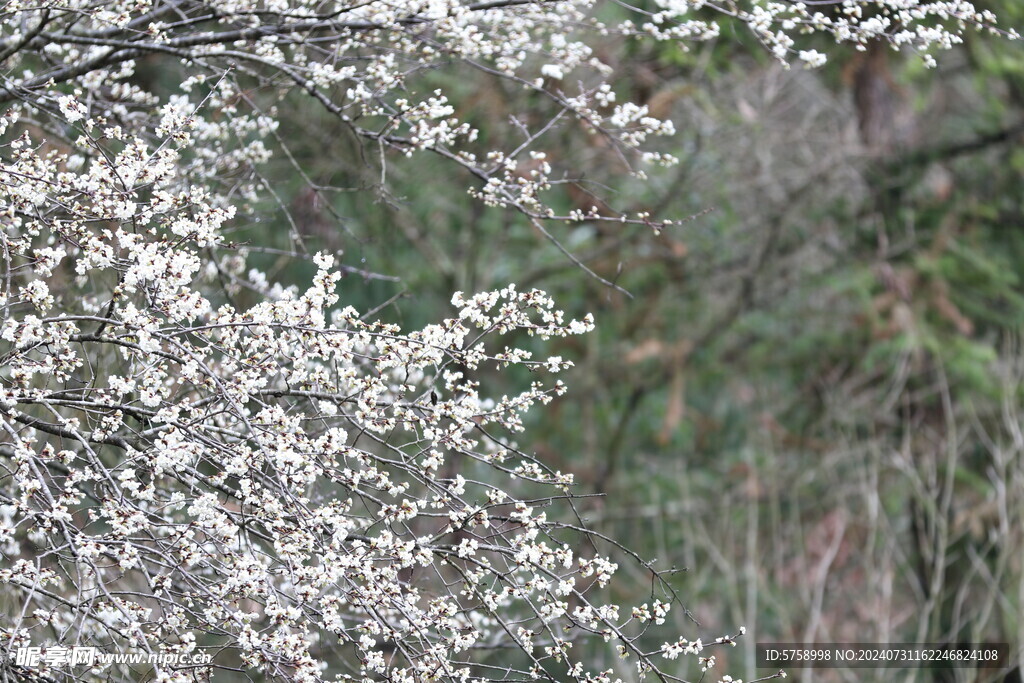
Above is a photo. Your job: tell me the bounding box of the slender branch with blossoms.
[0,123,752,682]
[0,0,1012,240]
[0,0,1012,681]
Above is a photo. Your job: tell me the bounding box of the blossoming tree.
[0,0,1010,681]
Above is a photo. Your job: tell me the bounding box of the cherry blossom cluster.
[0,117,757,680]
[647,1,1012,67]
[0,1,1008,238]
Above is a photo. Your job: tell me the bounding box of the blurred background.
[206,1,1024,680]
